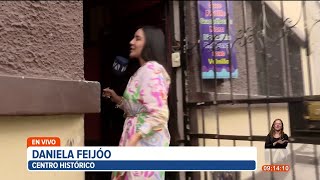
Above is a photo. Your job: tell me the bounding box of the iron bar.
[249,103,256,180]
[269,145,275,180]
[225,0,234,102]
[201,110,206,146]
[280,1,291,97]
[302,1,313,96]
[209,0,218,104]
[199,1,206,149]
[260,4,274,178]
[313,144,320,180]
[289,142,296,180]
[209,0,221,147]
[215,105,221,146]
[241,1,251,100]
[266,102,272,180]
[186,96,306,107]
[241,3,255,179]
[179,0,191,148]
[248,103,254,146]
[261,0,270,99]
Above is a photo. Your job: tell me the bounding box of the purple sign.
[198,1,238,79]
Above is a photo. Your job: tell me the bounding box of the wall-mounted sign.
[198,1,238,79]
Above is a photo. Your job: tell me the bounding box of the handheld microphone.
[112,56,129,76]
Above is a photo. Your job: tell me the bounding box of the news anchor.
[265,119,289,149]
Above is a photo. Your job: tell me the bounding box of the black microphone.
[112,56,129,76]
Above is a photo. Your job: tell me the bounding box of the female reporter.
[265,119,289,149]
[103,26,170,180]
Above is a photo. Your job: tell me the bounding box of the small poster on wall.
[198,1,238,79]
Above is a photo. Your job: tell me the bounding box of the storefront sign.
[198,1,238,79]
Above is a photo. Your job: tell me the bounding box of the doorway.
[83,0,178,179]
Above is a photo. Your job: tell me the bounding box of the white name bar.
[27,147,257,161]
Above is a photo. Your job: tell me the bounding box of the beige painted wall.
[0,115,84,180]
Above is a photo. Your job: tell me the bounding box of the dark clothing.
[264,133,289,149]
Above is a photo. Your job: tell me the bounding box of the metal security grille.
[178,1,320,180]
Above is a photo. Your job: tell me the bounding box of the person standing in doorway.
[103,26,171,180]
[265,119,289,149]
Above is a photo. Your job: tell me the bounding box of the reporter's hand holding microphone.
[102,88,123,105]
[102,56,128,105]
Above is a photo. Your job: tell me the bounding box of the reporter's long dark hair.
[139,26,167,68]
[138,26,180,146]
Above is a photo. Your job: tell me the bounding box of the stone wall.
[0,1,83,80]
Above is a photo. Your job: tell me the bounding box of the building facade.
[1,1,320,180]
[0,1,99,180]
[174,1,320,180]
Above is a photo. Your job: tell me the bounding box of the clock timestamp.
[262,164,290,172]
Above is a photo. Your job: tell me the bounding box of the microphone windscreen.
[112,56,129,76]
